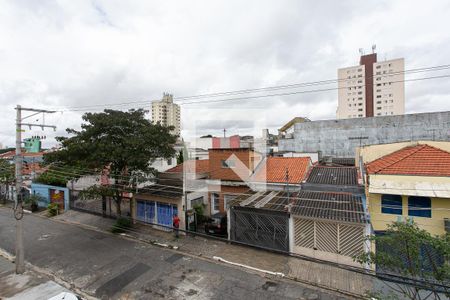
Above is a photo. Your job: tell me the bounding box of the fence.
[70,190,131,218]
[293,217,366,267]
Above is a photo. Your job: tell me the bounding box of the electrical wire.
[57,64,450,111]
[11,167,450,220]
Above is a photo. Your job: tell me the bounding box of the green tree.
[356,221,450,299]
[44,109,177,216]
[176,149,184,165]
[0,159,14,203]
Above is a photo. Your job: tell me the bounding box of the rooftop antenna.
[372,44,376,54]
[223,128,226,138]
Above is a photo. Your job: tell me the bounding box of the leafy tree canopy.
[44,109,177,215]
[0,159,14,184]
[357,220,449,299]
[45,109,177,176]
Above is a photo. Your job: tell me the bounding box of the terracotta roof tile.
[166,160,209,174]
[252,157,311,184]
[366,144,450,177]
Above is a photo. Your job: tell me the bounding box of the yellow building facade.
[368,192,449,236]
[361,142,450,236]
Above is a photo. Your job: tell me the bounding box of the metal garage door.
[230,206,289,252]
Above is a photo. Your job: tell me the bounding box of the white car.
[48,292,81,300]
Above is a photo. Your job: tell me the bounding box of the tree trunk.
[115,189,122,217]
[102,195,106,218]
[116,198,122,216]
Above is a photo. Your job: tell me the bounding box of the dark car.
[204,213,227,236]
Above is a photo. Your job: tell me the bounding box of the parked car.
[204,213,227,236]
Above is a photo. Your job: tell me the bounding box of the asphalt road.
[0,208,349,299]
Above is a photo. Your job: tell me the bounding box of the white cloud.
[0,0,449,147]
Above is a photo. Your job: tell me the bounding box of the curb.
[0,247,98,300]
[8,208,364,299]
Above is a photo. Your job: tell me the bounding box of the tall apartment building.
[151,93,181,136]
[336,52,405,119]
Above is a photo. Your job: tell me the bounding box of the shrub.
[25,194,43,212]
[47,203,59,217]
[111,217,132,233]
[193,204,207,224]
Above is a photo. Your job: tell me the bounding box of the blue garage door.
[137,200,156,224]
[157,203,178,228]
[137,200,177,229]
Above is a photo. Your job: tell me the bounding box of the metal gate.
[230,206,289,252]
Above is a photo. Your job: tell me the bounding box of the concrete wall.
[279,111,450,157]
[281,152,319,163]
[368,174,450,198]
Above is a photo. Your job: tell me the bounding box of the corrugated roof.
[229,190,366,223]
[138,185,183,199]
[331,157,355,166]
[366,144,450,177]
[291,190,366,223]
[305,166,358,185]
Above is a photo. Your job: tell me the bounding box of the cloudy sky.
[1,0,450,148]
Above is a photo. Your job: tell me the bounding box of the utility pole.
[285,168,290,203]
[14,105,56,274]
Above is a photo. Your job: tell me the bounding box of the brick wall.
[208,148,261,181]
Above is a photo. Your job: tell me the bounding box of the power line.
[59,64,450,110]
[15,167,450,218]
[45,65,450,112]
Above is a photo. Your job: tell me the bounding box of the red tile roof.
[0,150,45,159]
[366,144,450,177]
[166,160,209,174]
[252,157,311,184]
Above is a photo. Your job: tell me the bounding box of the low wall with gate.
[31,183,70,211]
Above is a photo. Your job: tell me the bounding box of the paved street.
[0,208,350,299]
[0,255,77,299]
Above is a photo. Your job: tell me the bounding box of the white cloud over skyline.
[1,0,449,148]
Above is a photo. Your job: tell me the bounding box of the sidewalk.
[54,210,374,298]
[0,252,81,300]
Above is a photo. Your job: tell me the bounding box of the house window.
[167,158,172,165]
[212,193,220,211]
[381,194,402,215]
[221,159,235,168]
[408,196,431,218]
